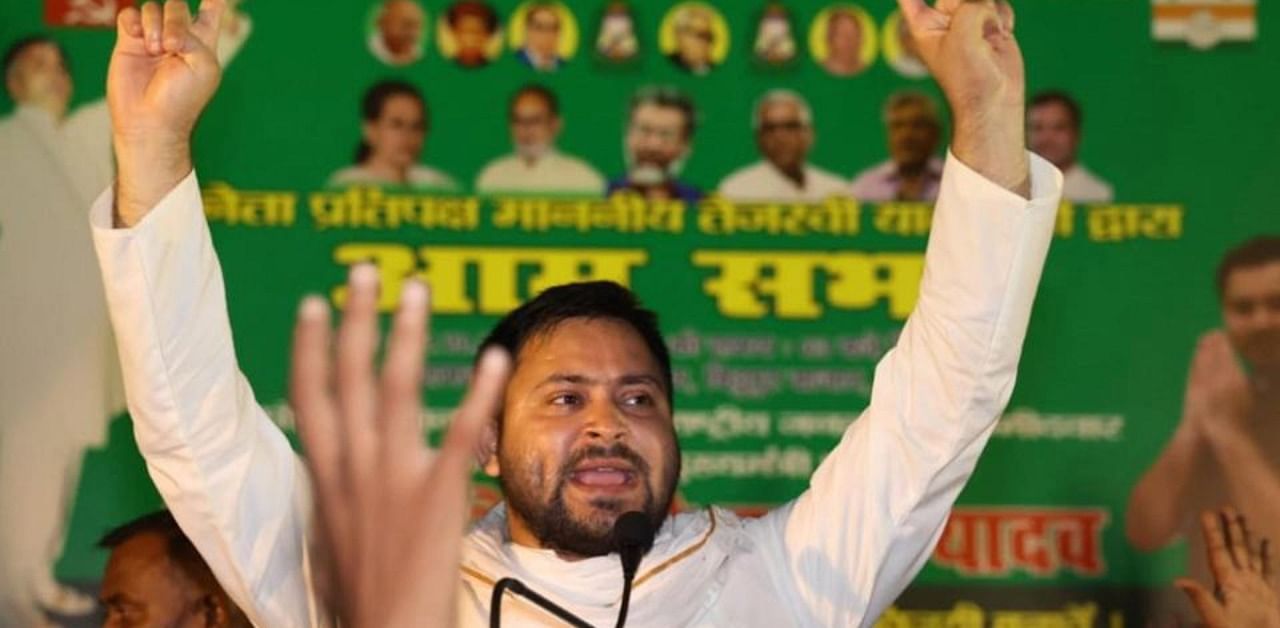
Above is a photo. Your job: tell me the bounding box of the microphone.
[611,511,655,628]
[489,577,592,628]
[489,512,655,628]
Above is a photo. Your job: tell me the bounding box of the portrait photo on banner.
[809,3,878,78]
[438,0,503,68]
[508,1,579,73]
[366,0,427,67]
[659,2,730,76]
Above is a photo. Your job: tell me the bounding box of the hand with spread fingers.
[290,266,511,628]
[109,0,226,226]
[1176,508,1280,628]
[895,0,1029,196]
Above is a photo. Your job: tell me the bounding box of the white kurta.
[474,151,606,196]
[89,151,1062,627]
[717,160,849,202]
[0,103,121,625]
[1061,163,1114,203]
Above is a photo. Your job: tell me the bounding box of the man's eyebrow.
[617,374,664,388]
[533,373,665,388]
[535,373,599,388]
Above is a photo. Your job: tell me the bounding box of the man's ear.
[478,416,500,477]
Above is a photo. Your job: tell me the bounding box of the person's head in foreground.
[376,0,425,64]
[623,86,696,188]
[754,89,814,179]
[100,511,250,628]
[884,90,941,172]
[1027,90,1083,171]
[353,80,427,172]
[447,0,499,67]
[477,281,680,556]
[508,84,561,160]
[1217,236,1280,374]
[823,9,864,76]
[1176,508,1279,628]
[3,35,72,120]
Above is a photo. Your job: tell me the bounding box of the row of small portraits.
[369,0,930,78]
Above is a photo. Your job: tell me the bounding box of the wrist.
[950,102,1030,198]
[112,134,192,227]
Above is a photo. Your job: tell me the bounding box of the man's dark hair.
[447,0,499,32]
[524,2,560,25]
[354,79,427,163]
[478,281,673,405]
[3,35,67,89]
[99,511,207,576]
[1030,89,1083,130]
[509,83,559,118]
[1216,236,1280,299]
[100,511,250,625]
[629,85,697,139]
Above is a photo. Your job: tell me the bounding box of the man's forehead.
[1225,262,1280,297]
[513,318,662,376]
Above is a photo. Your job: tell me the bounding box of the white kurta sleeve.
[90,172,320,628]
[746,152,1063,627]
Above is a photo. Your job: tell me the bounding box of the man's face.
[492,318,680,556]
[525,6,561,58]
[757,100,812,173]
[1027,102,1080,170]
[676,12,715,68]
[625,103,688,182]
[454,14,492,60]
[5,42,72,116]
[101,534,203,628]
[363,94,425,168]
[826,13,861,64]
[1222,261,1280,371]
[887,101,940,169]
[378,0,424,57]
[510,93,560,158]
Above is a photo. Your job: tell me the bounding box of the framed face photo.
[809,4,878,78]
[509,1,580,72]
[367,0,428,67]
[438,0,503,68]
[594,0,640,65]
[659,2,730,76]
[752,2,798,69]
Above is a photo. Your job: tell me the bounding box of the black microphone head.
[612,511,655,582]
[612,511,655,554]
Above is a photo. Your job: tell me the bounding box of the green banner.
[2,0,1277,623]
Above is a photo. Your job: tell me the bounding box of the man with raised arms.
[92,0,1061,625]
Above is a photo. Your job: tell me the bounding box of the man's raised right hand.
[109,0,224,227]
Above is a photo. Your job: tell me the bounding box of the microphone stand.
[489,577,593,628]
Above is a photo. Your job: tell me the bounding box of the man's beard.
[501,442,680,557]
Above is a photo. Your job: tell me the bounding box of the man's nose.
[583,400,628,441]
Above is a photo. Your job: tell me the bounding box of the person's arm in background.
[1193,332,1280,543]
[1128,331,1280,552]
[746,1,1062,625]
[91,2,317,625]
[1125,334,1218,551]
